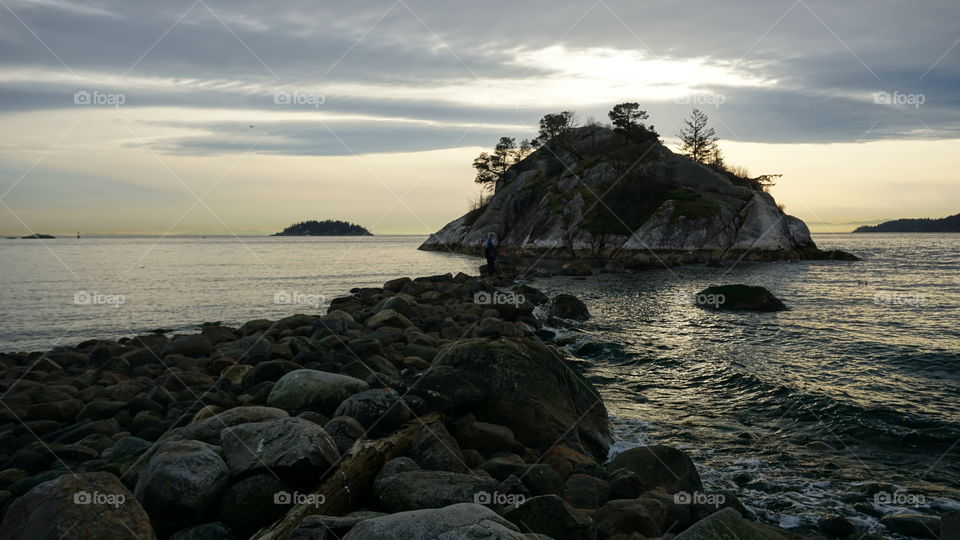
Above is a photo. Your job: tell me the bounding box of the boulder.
[365,309,413,329]
[593,497,668,537]
[162,335,213,358]
[220,417,339,481]
[424,338,611,461]
[607,445,702,495]
[675,507,782,540]
[0,472,155,540]
[324,416,366,455]
[181,406,289,444]
[343,503,526,539]
[880,514,940,539]
[694,284,786,311]
[409,421,469,473]
[503,494,596,540]
[564,474,611,509]
[333,388,410,437]
[168,522,235,540]
[373,458,501,513]
[546,294,590,320]
[215,473,290,538]
[266,369,369,415]
[133,440,230,537]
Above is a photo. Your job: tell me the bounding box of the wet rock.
[694,284,787,311]
[503,494,596,540]
[366,309,413,329]
[343,503,525,539]
[181,406,290,444]
[333,388,410,438]
[240,360,301,388]
[266,369,369,415]
[324,416,365,455]
[426,338,611,461]
[168,522,235,540]
[593,497,668,538]
[409,420,468,473]
[545,294,591,320]
[162,335,213,358]
[564,473,611,509]
[819,515,857,537]
[373,458,501,513]
[880,514,940,539]
[675,507,781,539]
[288,513,385,540]
[0,471,155,540]
[215,473,289,538]
[134,440,230,537]
[220,417,339,481]
[455,419,521,455]
[607,445,703,495]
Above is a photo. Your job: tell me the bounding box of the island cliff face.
[420,126,819,263]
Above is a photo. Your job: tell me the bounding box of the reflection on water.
[0,235,477,351]
[531,233,960,537]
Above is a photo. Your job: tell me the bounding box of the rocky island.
[272,220,372,236]
[854,212,960,233]
[420,121,856,271]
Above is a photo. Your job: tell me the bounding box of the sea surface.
[1,232,958,538]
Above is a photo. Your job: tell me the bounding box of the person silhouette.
[483,233,498,276]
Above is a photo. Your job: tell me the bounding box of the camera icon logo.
[74,291,92,305]
[673,491,692,504]
[274,491,292,504]
[73,91,91,105]
[274,91,292,105]
[74,491,91,504]
[474,491,492,504]
[473,291,492,305]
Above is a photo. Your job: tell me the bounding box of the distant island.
[854,212,960,232]
[272,220,372,236]
[21,233,55,239]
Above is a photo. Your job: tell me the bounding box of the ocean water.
[1,232,958,537]
[528,233,960,538]
[0,235,477,352]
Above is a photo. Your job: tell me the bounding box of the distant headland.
[272,220,372,236]
[854,212,960,233]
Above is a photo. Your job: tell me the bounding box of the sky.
[0,0,958,235]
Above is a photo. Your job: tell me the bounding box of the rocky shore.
[0,271,919,539]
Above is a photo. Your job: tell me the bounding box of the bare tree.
[678,108,718,164]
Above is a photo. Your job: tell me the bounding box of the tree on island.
[273,220,372,236]
[472,137,532,193]
[678,108,719,165]
[608,102,658,143]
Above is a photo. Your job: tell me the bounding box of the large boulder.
[503,494,596,540]
[694,284,786,311]
[373,459,502,513]
[880,514,940,539]
[181,406,289,444]
[607,445,703,495]
[0,472,155,540]
[220,417,339,481]
[133,440,230,537]
[343,503,526,539]
[162,334,213,358]
[421,338,611,461]
[675,507,783,540]
[545,294,590,320]
[266,369,369,415]
[333,388,410,437]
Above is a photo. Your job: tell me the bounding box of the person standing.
[483,233,497,276]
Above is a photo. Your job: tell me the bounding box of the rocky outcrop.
[420,126,840,264]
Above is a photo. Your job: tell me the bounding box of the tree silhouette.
[678,108,718,164]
